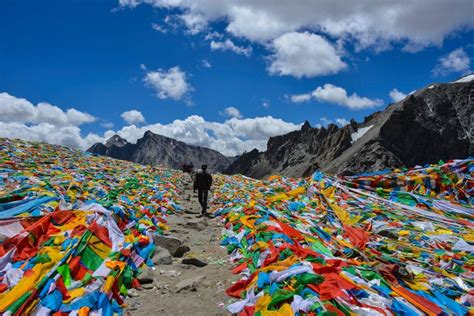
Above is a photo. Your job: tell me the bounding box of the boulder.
[174,275,205,293]
[141,282,155,290]
[137,266,155,284]
[182,257,207,267]
[152,246,173,265]
[153,235,182,256]
[127,288,139,298]
[174,245,191,258]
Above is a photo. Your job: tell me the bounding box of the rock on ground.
[175,275,205,293]
[152,246,173,265]
[153,235,183,257]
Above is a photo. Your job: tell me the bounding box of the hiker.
[193,164,212,217]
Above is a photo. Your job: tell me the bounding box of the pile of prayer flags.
[0,138,182,315]
[212,158,473,315]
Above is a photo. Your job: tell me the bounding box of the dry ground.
[125,174,237,315]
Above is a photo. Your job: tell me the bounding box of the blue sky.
[0,0,473,156]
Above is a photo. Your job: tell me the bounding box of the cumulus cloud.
[432,48,471,76]
[210,39,252,56]
[316,117,349,128]
[313,84,383,110]
[0,123,103,150]
[220,106,242,119]
[290,84,383,110]
[0,92,301,156]
[121,1,473,79]
[143,66,192,101]
[0,92,100,149]
[119,0,474,52]
[320,117,332,127]
[121,110,145,125]
[268,32,346,78]
[290,93,312,103]
[178,13,208,35]
[0,93,96,126]
[335,118,350,127]
[225,5,294,42]
[389,88,407,103]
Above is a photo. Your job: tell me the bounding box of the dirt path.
[125,174,236,315]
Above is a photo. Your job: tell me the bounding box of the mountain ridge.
[88,131,232,173]
[225,76,473,178]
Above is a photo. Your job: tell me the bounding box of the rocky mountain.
[225,75,474,178]
[88,131,232,173]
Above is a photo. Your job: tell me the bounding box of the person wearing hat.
[193,164,213,217]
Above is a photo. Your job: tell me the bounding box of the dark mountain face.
[225,77,473,178]
[87,131,231,173]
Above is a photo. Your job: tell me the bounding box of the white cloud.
[313,84,383,110]
[161,15,182,32]
[314,117,349,128]
[389,88,407,103]
[290,93,312,103]
[290,84,383,110]
[225,5,294,42]
[316,117,350,127]
[0,123,102,150]
[268,32,346,78]
[202,59,212,68]
[210,39,252,56]
[178,13,207,35]
[320,117,332,126]
[143,66,192,101]
[0,92,96,126]
[262,100,270,108]
[204,31,223,40]
[119,1,474,52]
[220,106,242,118]
[121,110,145,125]
[335,118,349,127]
[118,0,183,8]
[151,23,167,33]
[0,92,301,156]
[0,92,100,149]
[121,1,473,82]
[432,48,471,76]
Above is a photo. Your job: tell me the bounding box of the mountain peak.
[301,120,312,131]
[105,134,128,148]
[143,130,156,138]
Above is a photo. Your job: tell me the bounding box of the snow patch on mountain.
[351,125,373,144]
[452,74,474,83]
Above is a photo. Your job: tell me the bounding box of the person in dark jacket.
[193,164,213,216]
